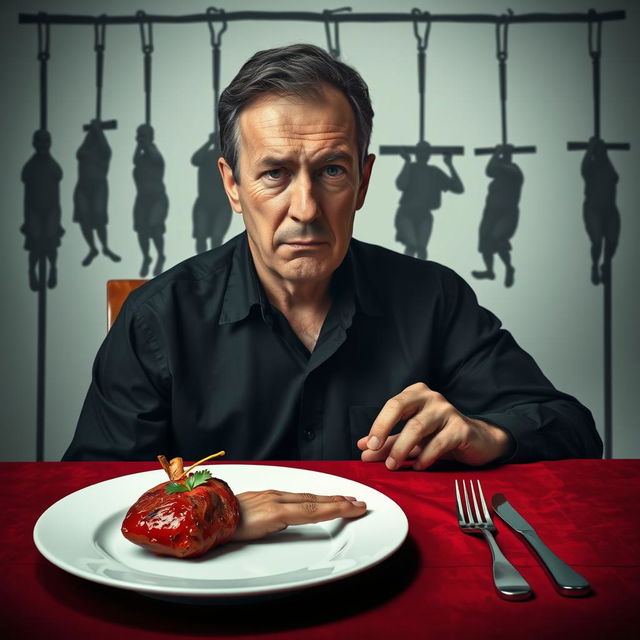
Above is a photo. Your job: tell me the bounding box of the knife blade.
[491,493,590,596]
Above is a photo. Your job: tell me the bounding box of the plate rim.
[33,464,408,598]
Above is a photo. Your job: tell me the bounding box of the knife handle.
[519,529,591,596]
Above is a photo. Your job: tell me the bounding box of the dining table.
[3,458,638,639]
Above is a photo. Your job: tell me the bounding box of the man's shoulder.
[350,240,482,319]
[126,233,242,311]
[350,238,461,287]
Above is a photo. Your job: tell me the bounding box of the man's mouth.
[282,239,327,247]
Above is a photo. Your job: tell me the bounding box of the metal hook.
[207,7,227,48]
[37,13,50,62]
[323,7,351,59]
[495,9,513,61]
[411,8,431,51]
[137,10,153,54]
[588,9,602,58]
[94,14,106,53]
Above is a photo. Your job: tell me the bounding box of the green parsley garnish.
[165,469,213,494]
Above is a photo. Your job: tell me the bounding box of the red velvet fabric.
[2,460,638,639]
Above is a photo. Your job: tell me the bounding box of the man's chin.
[277,255,334,283]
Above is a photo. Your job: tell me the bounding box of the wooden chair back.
[107,280,147,330]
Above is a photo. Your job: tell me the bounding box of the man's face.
[219,84,374,290]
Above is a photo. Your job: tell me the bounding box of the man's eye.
[324,165,344,178]
[265,169,283,180]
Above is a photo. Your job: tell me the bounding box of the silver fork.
[455,479,532,600]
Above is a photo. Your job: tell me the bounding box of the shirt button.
[304,429,315,441]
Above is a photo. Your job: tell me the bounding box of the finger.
[360,436,421,462]
[364,384,431,451]
[411,423,461,471]
[360,434,397,461]
[385,411,443,470]
[257,491,359,504]
[277,499,367,527]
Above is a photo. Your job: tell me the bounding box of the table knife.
[491,493,590,597]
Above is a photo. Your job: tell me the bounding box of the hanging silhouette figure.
[133,124,168,277]
[565,13,630,460]
[581,137,620,285]
[191,132,231,253]
[472,13,534,288]
[383,11,465,261]
[73,120,121,266]
[21,130,65,291]
[394,141,464,260]
[472,145,523,288]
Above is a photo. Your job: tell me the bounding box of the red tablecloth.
[3,460,639,639]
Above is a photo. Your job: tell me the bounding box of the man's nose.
[288,173,319,223]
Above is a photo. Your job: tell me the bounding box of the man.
[73,120,121,266]
[21,129,64,290]
[394,141,463,260]
[64,44,601,474]
[472,145,523,288]
[191,132,232,253]
[133,124,168,277]
[581,136,620,285]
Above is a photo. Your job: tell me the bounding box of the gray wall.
[1,0,638,461]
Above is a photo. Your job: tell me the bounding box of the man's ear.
[355,153,376,211]
[218,157,243,213]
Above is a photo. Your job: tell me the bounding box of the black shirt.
[63,232,602,462]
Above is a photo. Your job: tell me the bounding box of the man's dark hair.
[218,43,374,181]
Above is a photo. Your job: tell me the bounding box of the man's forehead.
[238,85,356,141]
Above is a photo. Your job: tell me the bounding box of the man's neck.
[255,266,333,353]
[266,279,331,314]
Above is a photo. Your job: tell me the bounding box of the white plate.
[34,465,408,599]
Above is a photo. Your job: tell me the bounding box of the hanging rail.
[19,10,625,26]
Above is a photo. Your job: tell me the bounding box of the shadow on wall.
[21,129,64,291]
[191,132,231,255]
[393,142,464,261]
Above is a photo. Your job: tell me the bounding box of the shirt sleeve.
[62,299,172,461]
[433,269,603,463]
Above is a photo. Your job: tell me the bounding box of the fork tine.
[462,479,472,524]
[455,480,465,523]
[477,480,492,524]
[470,480,482,524]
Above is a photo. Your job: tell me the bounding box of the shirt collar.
[219,233,270,325]
[218,233,384,326]
[345,239,384,318]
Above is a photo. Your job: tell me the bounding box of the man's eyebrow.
[255,151,354,169]
[256,155,290,169]
[323,151,353,164]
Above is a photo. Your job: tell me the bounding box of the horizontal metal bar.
[82,119,117,131]
[379,145,464,156]
[18,10,626,26]
[567,142,630,150]
[475,146,537,155]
